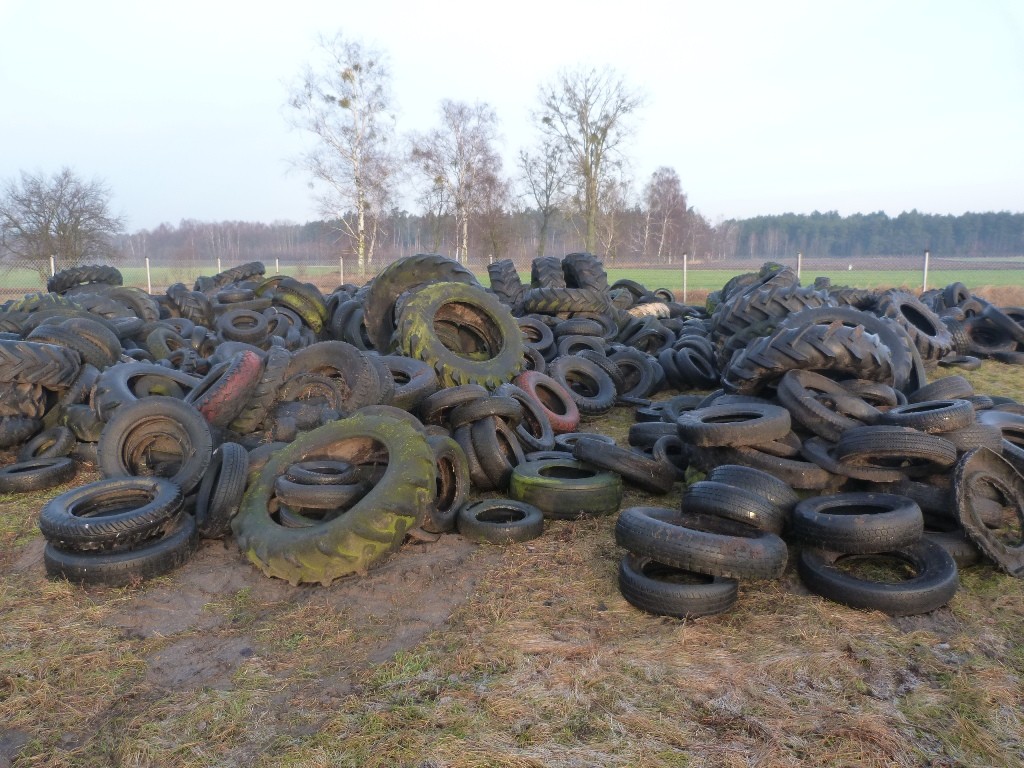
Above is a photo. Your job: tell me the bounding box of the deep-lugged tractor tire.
[166,283,214,328]
[0,339,82,389]
[487,259,526,307]
[44,512,198,586]
[722,321,895,395]
[38,476,183,551]
[520,287,617,317]
[561,252,608,292]
[232,414,437,585]
[395,282,525,390]
[797,540,958,616]
[531,256,566,288]
[618,554,739,619]
[48,265,123,295]
[362,254,479,352]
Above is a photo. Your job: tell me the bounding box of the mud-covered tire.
[395,282,525,390]
[44,512,198,586]
[232,414,437,585]
[618,554,739,619]
[457,499,544,544]
[797,540,958,616]
[38,476,183,551]
[362,254,479,352]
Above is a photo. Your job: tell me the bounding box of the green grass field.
[4,263,1023,298]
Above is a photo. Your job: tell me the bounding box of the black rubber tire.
[470,416,526,491]
[93,362,201,421]
[685,444,838,491]
[420,384,488,427]
[232,413,437,585]
[791,492,924,554]
[449,395,523,431]
[17,425,76,462]
[775,369,879,442]
[618,553,738,619]
[723,321,895,396]
[228,347,291,434]
[283,460,357,485]
[487,259,525,307]
[38,475,183,551]
[924,530,982,569]
[797,540,958,616]
[273,474,370,510]
[508,458,623,519]
[562,252,608,292]
[0,339,81,389]
[530,256,567,288]
[378,355,440,413]
[395,282,525,389]
[609,347,660,400]
[873,289,954,362]
[48,264,123,295]
[615,506,788,580]
[677,402,791,448]
[908,375,974,403]
[27,322,117,370]
[98,396,213,495]
[362,254,479,352]
[571,436,676,495]
[878,399,975,434]
[953,447,1024,577]
[520,286,616,316]
[194,442,249,538]
[545,355,617,417]
[285,340,381,415]
[834,425,958,478]
[705,464,800,512]
[422,434,469,534]
[682,480,787,534]
[216,308,269,345]
[0,456,78,493]
[44,512,198,586]
[456,499,544,544]
[494,382,557,453]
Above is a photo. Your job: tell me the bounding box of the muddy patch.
[147,635,257,689]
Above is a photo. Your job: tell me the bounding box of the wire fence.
[2,250,1022,305]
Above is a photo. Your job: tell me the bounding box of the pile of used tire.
[0,257,1021,616]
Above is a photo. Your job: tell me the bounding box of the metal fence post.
[682,253,688,303]
[145,256,152,294]
[50,255,56,277]
[922,249,930,292]
[339,256,344,286]
[797,252,802,280]
[275,257,280,275]
[217,257,222,274]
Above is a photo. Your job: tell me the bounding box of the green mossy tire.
[395,282,525,390]
[231,413,436,585]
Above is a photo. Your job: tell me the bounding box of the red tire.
[513,370,580,434]
[184,349,263,427]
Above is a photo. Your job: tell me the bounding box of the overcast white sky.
[1,0,1022,231]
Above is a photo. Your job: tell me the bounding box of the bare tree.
[643,166,688,263]
[408,100,504,264]
[0,167,124,280]
[517,136,569,258]
[536,66,643,252]
[287,32,396,276]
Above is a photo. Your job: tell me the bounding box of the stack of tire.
[919,281,1024,368]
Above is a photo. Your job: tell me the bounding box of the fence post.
[797,251,802,280]
[922,249,930,292]
[145,256,152,294]
[275,257,280,275]
[682,253,688,303]
[50,255,56,277]
[339,256,344,286]
[217,257,221,274]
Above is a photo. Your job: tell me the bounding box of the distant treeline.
[119,209,1022,274]
[721,210,1024,260]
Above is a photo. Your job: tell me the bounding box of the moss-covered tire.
[395,282,525,389]
[362,254,479,352]
[232,413,437,585]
